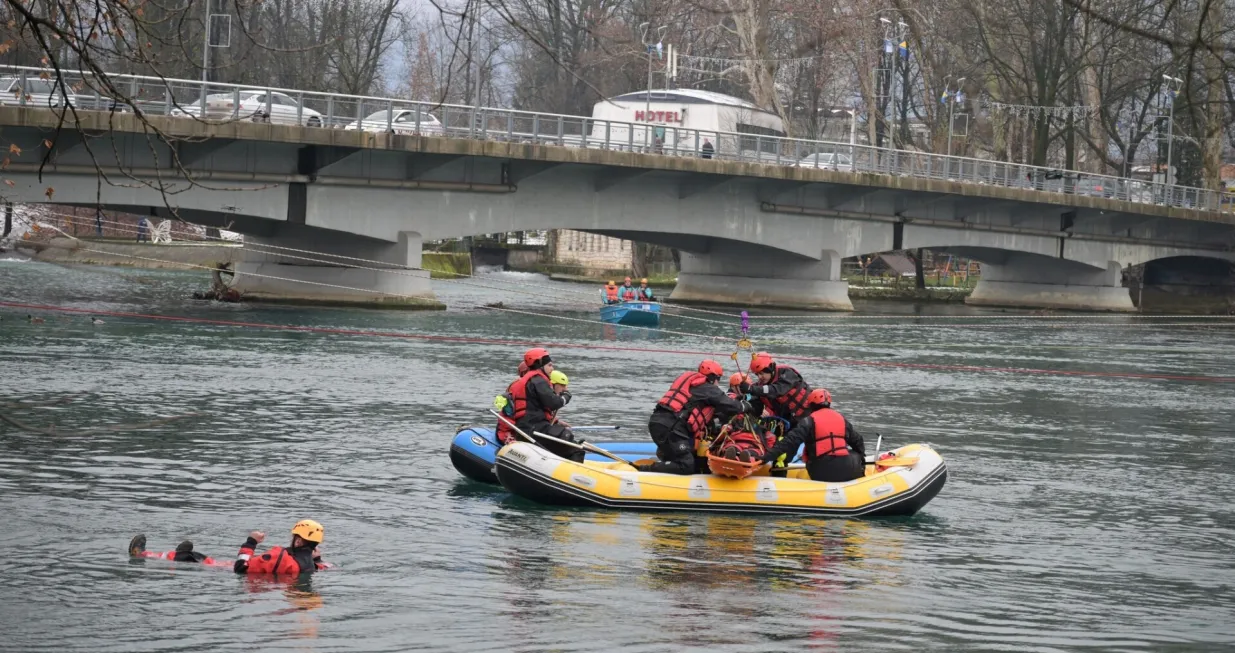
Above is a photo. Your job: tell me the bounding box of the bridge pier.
[670,244,852,311]
[966,254,1133,312]
[230,228,442,309]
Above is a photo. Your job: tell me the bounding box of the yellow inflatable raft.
[495,442,946,517]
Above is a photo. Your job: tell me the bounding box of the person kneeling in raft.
[128,520,332,574]
[759,389,867,483]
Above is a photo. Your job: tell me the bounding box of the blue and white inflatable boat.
[450,427,658,485]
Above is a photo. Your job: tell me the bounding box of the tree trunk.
[1202,0,1225,191]
[631,241,649,279]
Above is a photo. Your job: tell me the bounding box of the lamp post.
[946,76,965,157]
[1162,74,1183,187]
[638,23,668,151]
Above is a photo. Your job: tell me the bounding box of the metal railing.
[0,64,1228,214]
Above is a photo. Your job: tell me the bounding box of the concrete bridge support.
[964,253,1133,312]
[670,243,852,311]
[230,226,440,309]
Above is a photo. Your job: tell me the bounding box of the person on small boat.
[602,281,620,305]
[493,361,532,445]
[742,352,814,428]
[618,277,639,302]
[511,348,585,462]
[638,359,751,474]
[638,278,654,301]
[712,415,776,464]
[761,389,866,482]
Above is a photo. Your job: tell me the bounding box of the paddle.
[487,409,538,445]
[872,456,919,468]
[533,430,637,469]
[568,425,622,431]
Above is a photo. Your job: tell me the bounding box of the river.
[2,259,1234,652]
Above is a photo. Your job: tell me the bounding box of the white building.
[588,89,785,158]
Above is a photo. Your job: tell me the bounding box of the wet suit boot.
[128,534,147,557]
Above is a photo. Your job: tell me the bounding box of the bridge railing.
[0,64,1227,214]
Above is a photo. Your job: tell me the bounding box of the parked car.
[797,152,854,171]
[171,89,322,126]
[1072,176,1126,199]
[343,108,443,135]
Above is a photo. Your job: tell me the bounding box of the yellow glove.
[493,395,509,411]
[774,453,788,468]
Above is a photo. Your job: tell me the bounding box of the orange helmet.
[523,347,551,369]
[698,359,724,378]
[640,278,648,284]
[517,361,529,376]
[624,276,632,283]
[749,352,775,374]
[807,388,832,407]
[728,373,745,387]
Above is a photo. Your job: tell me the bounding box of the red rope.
[4,300,1233,384]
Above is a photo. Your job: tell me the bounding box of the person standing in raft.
[638,278,654,301]
[510,348,585,462]
[618,277,639,302]
[638,360,751,474]
[761,389,866,482]
[741,352,814,428]
[601,280,620,305]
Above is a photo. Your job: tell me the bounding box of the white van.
[584,88,786,160]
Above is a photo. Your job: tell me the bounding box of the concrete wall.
[554,230,631,268]
[22,237,241,269]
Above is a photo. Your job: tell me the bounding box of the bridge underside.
[2,111,1233,311]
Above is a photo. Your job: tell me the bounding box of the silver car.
[172,89,323,126]
[344,108,443,135]
[797,152,854,171]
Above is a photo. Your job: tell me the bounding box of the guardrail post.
[507,112,514,140]
[386,100,393,132]
[557,115,564,145]
[604,122,611,150]
[326,96,334,126]
[198,79,206,116]
[264,92,272,122]
[627,121,634,151]
[232,87,240,119]
[581,118,588,148]
[532,115,540,143]
[128,76,138,111]
[297,92,305,124]
[356,99,364,126]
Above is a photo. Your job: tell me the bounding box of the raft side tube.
[449,427,659,485]
[495,442,947,517]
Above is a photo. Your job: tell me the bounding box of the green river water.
[1,259,1233,652]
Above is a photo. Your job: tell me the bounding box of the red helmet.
[698,359,724,378]
[749,352,774,374]
[728,373,744,387]
[523,347,551,369]
[807,388,832,407]
[517,362,529,376]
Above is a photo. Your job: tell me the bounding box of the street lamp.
[638,23,668,151]
[1162,74,1183,186]
[945,76,965,157]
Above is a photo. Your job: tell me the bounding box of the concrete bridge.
[2,106,1233,311]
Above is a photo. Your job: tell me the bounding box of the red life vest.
[495,391,516,444]
[660,371,714,444]
[244,546,305,576]
[605,285,619,302]
[807,408,849,459]
[759,366,812,420]
[508,370,552,423]
[620,285,638,301]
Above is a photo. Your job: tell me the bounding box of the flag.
[940,90,948,104]
[955,91,965,104]
[884,39,894,54]
[898,41,909,59]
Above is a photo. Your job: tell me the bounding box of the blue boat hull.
[600,302,661,327]
[450,427,659,485]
